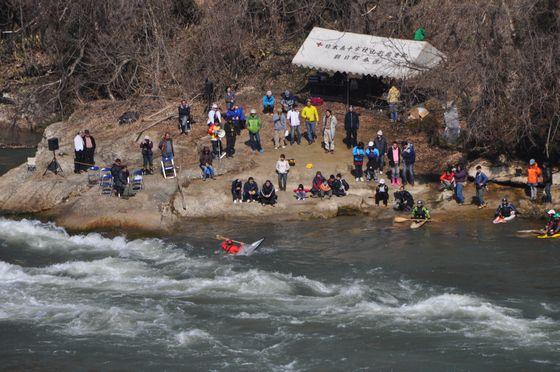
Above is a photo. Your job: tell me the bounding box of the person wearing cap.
[365,141,380,182]
[207,103,222,126]
[545,210,560,236]
[374,130,388,172]
[262,90,275,114]
[139,136,154,174]
[527,159,542,201]
[344,105,359,149]
[387,84,400,122]
[494,197,517,221]
[542,162,553,203]
[375,179,389,206]
[411,200,430,220]
[246,109,263,153]
[301,99,319,144]
[178,100,191,134]
[224,86,236,111]
[475,165,488,208]
[322,109,337,153]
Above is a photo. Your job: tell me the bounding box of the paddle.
[516,229,545,235]
[215,234,245,245]
[394,216,435,223]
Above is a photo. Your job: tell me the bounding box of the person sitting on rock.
[259,180,277,206]
[318,179,333,199]
[375,179,389,207]
[294,184,311,201]
[199,146,215,180]
[243,177,259,203]
[231,179,243,204]
[393,185,414,211]
[439,168,455,191]
[158,132,174,161]
[310,171,325,197]
[332,173,350,197]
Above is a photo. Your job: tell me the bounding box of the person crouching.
[259,180,277,206]
[375,179,389,207]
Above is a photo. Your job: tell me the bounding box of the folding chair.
[161,155,176,179]
[131,169,144,191]
[88,165,101,185]
[99,173,113,195]
[27,157,37,172]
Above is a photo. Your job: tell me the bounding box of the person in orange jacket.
[527,159,542,201]
[221,239,242,255]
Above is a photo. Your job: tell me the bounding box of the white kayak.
[237,238,265,256]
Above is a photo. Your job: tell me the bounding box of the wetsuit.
[495,203,516,218]
[546,214,560,236]
[221,241,241,254]
[411,206,430,220]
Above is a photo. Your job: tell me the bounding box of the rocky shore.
[0,94,557,233]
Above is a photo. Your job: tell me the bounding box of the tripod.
[43,150,64,176]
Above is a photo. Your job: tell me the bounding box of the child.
[294,184,310,201]
[375,179,389,206]
[319,179,333,199]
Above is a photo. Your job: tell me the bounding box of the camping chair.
[99,173,113,196]
[131,169,144,191]
[27,157,37,172]
[161,155,176,179]
[88,165,101,185]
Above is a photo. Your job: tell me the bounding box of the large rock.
[467,159,559,185]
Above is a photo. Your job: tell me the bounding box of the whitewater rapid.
[1,217,559,369]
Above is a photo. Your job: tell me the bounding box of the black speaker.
[48,138,59,151]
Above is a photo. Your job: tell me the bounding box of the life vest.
[221,241,241,254]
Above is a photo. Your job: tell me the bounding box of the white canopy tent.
[292,27,445,79]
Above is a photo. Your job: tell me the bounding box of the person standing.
[374,130,388,173]
[158,132,174,160]
[82,129,96,167]
[322,109,337,154]
[365,142,380,182]
[73,131,84,173]
[262,90,275,114]
[288,104,301,145]
[352,142,366,182]
[542,162,553,203]
[225,86,236,111]
[344,105,359,149]
[387,141,401,186]
[178,100,191,134]
[301,99,319,144]
[527,159,542,201]
[454,164,467,205]
[247,109,263,153]
[272,108,287,149]
[276,154,290,191]
[401,141,415,186]
[140,136,154,174]
[387,85,400,122]
[475,165,488,208]
[223,118,236,157]
[208,121,223,158]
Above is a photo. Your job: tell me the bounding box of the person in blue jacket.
[401,141,416,186]
[226,104,245,135]
[475,165,489,208]
[365,141,380,181]
[262,91,275,114]
[353,142,366,182]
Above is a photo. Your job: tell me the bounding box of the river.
[0,215,559,370]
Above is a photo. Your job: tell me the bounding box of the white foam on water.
[174,329,213,346]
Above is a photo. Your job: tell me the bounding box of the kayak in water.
[410,220,428,229]
[493,215,516,224]
[537,233,560,239]
[218,236,264,256]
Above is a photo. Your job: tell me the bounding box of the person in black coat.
[344,105,360,149]
[332,173,350,197]
[393,185,414,211]
[374,130,387,171]
[259,180,277,206]
[542,162,553,203]
[114,164,129,197]
[243,177,259,202]
[178,100,191,134]
[224,118,236,157]
[231,179,242,203]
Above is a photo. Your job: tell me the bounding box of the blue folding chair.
[131,169,144,191]
[99,173,113,195]
[88,165,101,185]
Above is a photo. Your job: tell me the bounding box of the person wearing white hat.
[375,179,389,206]
[140,135,154,174]
[207,103,222,126]
[263,90,275,115]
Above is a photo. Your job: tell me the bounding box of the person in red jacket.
[221,239,242,255]
[439,168,455,191]
[527,159,542,201]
